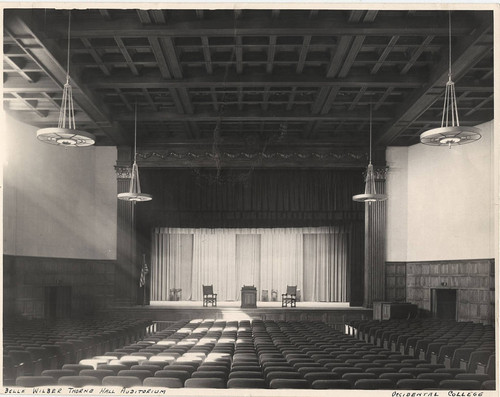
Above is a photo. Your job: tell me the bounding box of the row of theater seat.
[13,318,497,389]
[348,319,495,378]
[3,316,153,385]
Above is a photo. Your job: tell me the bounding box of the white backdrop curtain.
[303,232,349,301]
[236,234,261,299]
[151,227,349,302]
[260,229,304,299]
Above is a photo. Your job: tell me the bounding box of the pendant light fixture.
[420,11,481,148]
[36,11,96,147]
[117,103,152,202]
[353,105,387,203]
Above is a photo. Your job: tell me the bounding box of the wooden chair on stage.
[203,285,217,307]
[282,286,297,307]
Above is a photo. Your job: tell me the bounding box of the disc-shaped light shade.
[117,162,152,202]
[420,126,481,147]
[117,192,153,202]
[37,127,96,147]
[353,163,387,203]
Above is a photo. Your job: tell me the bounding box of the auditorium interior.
[2,6,497,392]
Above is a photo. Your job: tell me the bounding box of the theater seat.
[396,379,437,389]
[118,369,153,381]
[41,369,76,380]
[228,371,263,379]
[79,369,115,382]
[439,380,481,390]
[481,380,496,390]
[227,378,267,388]
[303,372,340,383]
[58,376,101,387]
[311,379,351,389]
[342,372,377,384]
[102,376,142,387]
[143,377,183,388]
[16,376,56,387]
[96,364,128,374]
[354,379,395,389]
[185,378,225,388]
[62,364,94,373]
[417,373,454,382]
[154,370,191,383]
[191,370,227,380]
[269,378,309,389]
[455,374,491,382]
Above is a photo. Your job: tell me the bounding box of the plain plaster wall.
[386,146,409,262]
[3,114,117,260]
[386,120,495,262]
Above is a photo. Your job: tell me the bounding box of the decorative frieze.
[134,148,370,168]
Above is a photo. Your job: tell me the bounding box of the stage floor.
[149,300,353,310]
[108,301,372,330]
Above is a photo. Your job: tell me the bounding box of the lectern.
[241,285,257,308]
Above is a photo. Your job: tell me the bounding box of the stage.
[108,301,373,332]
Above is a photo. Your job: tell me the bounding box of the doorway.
[44,286,72,320]
[431,288,457,320]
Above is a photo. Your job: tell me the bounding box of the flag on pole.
[139,255,149,288]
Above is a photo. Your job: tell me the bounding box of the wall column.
[364,167,388,308]
[115,147,137,306]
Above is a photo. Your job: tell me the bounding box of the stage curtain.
[303,231,349,302]
[236,234,261,299]
[151,227,349,302]
[260,229,304,299]
[151,233,193,301]
[191,230,237,301]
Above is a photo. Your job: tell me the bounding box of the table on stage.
[241,286,257,308]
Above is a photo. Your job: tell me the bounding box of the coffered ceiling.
[3,8,494,164]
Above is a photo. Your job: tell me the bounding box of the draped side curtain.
[151,227,349,302]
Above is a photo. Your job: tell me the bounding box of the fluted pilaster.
[364,167,388,308]
[115,147,137,305]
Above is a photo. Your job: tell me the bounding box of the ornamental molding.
[373,166,389,181]
[362,166,389,181]
[135,149,370,167]
[115,165,132,179]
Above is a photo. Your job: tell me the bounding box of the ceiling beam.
[201,36,213,74]
[296,35,311,74]
[39,12,479,38]
[375,13,492,146]
[148,37,172,79]
[81,37,110,76]
[400,35,434,75]
[82,69,426,89]
[9,93,49,118]
[4,16,127,145]
[266,35,277,74]
[286,87,297,111]
[371,36,399,74]
[235,36,243,74]
[3,55,39,82]
[338,11,378,78]
[113,108,394,122]
[114,36,139,75]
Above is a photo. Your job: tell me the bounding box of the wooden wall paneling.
[405,258,495,324]
[3,255,116,319]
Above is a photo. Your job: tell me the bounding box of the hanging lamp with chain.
[36,11,96,147]
[420,11,481,147]
[353,105,387,203]
[117,103,152,202]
